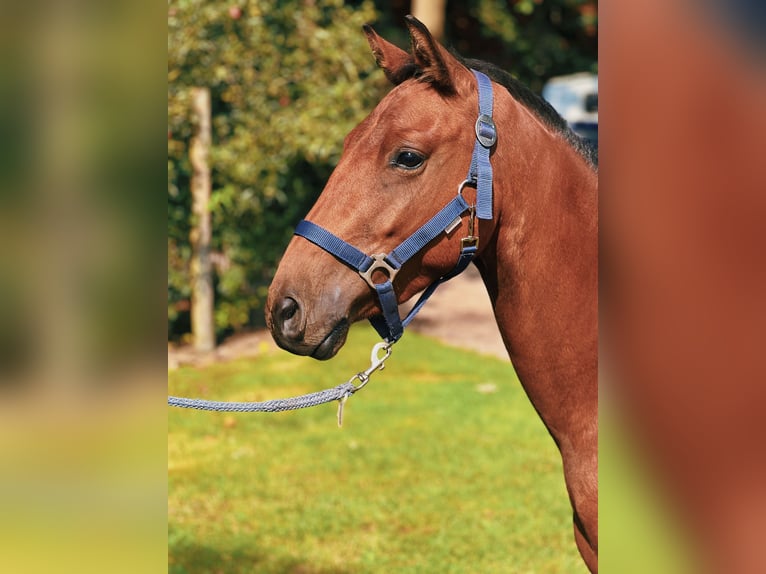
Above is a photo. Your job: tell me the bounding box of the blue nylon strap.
[294,220,373,272]
[369,195,471,342]
[368,314,391,341]
[373,280,403,342]
[440,244,478,282]
[293,196,472,343]
[401,244,478,329]
[469,69,496,220]
[388,195,470,267]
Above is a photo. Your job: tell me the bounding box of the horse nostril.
[281,298,298,320]
[276,297,305,341]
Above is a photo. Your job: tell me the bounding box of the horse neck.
[476,113,598,439]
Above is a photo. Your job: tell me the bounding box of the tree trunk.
[411,0,447,41]
[189,87,215,352]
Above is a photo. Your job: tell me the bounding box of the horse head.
[267,17,498,359]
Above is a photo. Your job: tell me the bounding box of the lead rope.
[168,341,393,427]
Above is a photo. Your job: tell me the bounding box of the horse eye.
[393,150,425,170]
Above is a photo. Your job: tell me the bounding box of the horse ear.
[404,15,459,94]
[363,24,417,85]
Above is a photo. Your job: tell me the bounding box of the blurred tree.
[462,0,597,92]
[168,0,382,339]
[412,0,447,40]
[189,87,215,351]
[376,0,597,93]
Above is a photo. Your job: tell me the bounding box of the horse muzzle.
[266,287,353,360]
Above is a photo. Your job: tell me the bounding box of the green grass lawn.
[169,326,584,573]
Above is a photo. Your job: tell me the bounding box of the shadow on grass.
[169,539,355,574]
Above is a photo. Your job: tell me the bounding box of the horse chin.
[310,318,350,360]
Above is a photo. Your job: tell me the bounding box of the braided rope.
[168,382,357,413]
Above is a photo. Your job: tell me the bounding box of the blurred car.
[542,72,598,149]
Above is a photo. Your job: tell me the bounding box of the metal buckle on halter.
[475,113,497,148]
[454,181,480,249]
[457,178,476,197]
[461,205,479,249]
[359,254,399,289]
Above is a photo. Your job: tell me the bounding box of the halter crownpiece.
[294,69,497,343]
[470,69,496,220]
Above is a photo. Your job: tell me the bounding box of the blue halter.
[294,69,497,343]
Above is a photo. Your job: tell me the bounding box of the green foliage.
[169,329,584,572]
[448,0,597,92]
[168,0,383,335]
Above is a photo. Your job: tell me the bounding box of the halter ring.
[359,254,399,289]
[457,178,476,197]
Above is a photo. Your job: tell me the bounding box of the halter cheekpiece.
[294,69,497,343]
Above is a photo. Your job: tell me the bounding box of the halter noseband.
[294,69,496,343]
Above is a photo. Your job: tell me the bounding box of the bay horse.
[266,16,598,572]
